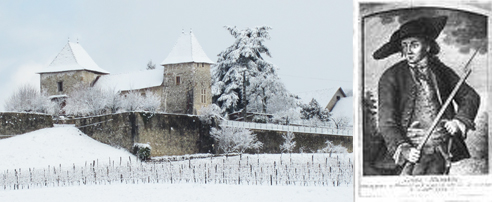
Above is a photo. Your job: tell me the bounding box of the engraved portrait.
[356,1,491,200]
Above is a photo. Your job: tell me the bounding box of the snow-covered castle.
[37,31,213,115]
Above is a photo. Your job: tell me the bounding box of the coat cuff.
[393,143,411,166]
[454,115,475,131]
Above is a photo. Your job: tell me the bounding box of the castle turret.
[37,41,109,97]
[161,30,213,114]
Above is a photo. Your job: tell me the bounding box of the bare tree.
[331,115,349,130]
[146,60,156,70]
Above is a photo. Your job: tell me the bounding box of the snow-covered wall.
[0,112,53,139]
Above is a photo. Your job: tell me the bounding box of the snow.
[93,67,163,92]
[0,183,353,202]
[0,126,136,171]
[0,126,353,201]
[296,87,342,108]
[161,31,214,65]
[330,96,353,126]
[38,42,110,74]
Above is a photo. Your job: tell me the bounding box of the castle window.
[57,81,63,92]
[200,89,206,103]
[176,76,181,85]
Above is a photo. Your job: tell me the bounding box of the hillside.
[0,125,137,171]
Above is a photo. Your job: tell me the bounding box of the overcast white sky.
[0,0,353,111]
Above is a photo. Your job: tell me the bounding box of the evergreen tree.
[300,98,331,122]
[212,26,295,117]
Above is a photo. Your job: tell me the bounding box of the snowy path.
[0,183,353,202]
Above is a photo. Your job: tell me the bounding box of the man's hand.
[442,119,460,135]
[401,145,421,163]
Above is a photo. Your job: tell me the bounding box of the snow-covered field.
[0,125,137,171]
[1,183,353,202]
[0,126,353,202]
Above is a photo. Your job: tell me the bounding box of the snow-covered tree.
[198,104,222,125]
[213,26,288,117]
[300,98,331,122]
[4,84,52,114]
[269,94,301,125]
[280,131,296,153]
[318,140,347,154]
[65,85,108,116]
[331,115,350,130]
[105,88,122,114]
[141,90,161,113]
[120,90,144,112]
[210,125,263,154]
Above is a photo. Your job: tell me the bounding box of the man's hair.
[400,36,440,56]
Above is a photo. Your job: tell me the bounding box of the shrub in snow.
[198,104,222,125]
[133,143,152,161]
[252,114,269,123]
[4,84,52,114]
[210,125,263,154]
[318,140,347,155]
[280,131,296,153]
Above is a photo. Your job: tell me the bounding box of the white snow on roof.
[296,87,341,107]
[93,67,163,92]
[330,96,353,125]
[161,31,214,65]
[38,42,110,74]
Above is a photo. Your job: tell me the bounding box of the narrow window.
[202,63,204,67]
[201,89,206,103]
[57,81,63,92]
[176,76,181,85]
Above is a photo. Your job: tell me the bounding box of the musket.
[402,43,484,175]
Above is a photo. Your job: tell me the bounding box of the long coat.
[377,56,480,163]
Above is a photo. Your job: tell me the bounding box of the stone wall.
[244,129,353,154]
[74,112,212,157]
[0,113,53,139]
[73,112,352,157]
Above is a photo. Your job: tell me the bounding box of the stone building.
[38,31,213,115]
[37,42,110,99]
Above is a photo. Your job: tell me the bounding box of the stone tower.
[161,30,214,115]
[37,42,110,98]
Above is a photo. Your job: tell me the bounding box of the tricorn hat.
[372,16,448,60]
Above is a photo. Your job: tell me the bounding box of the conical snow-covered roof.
[161,30,214,65]
[38,42,110,74]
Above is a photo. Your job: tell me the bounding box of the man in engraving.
[374,16,480,175]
